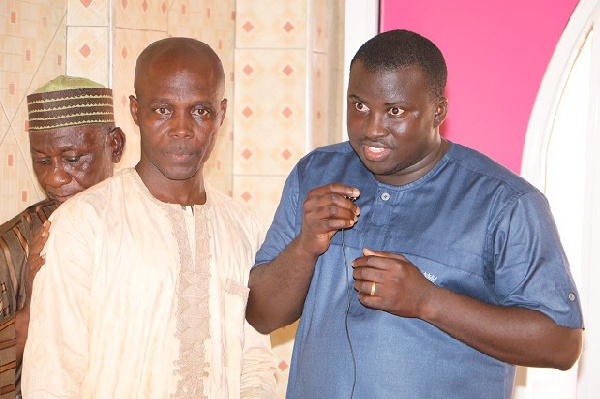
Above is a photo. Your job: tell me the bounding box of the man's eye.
[35,158,50,165]
[355,102,369,112]
[192,108,208,116]
[64,157,81,163]
[154,107,169,115]
[388,107,404,116]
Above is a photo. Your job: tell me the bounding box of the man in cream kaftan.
[23,168,276,398]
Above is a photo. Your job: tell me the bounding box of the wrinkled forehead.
[29,124,108,152]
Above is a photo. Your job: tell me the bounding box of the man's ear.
[434,97,448,128]
[129,95,140,126]
[108,127,126,163]
[219,98,228,127]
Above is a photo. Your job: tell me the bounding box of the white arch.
[522,0,600,187]
[522,0,600,397]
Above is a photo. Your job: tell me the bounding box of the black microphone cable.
[341,227,357,399]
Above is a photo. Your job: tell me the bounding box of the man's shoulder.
[0,199,56,237]
[60,169,131,206]
[292,141,365,189]
[446,142,537,194]
[86,168,131,194]
[205,185,263,246]
[206,185,257,222]
[51,170,133,224]
[315,141,352,153]
[302,142,353,160]
[296,141,356,172]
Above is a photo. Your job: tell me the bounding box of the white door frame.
[342,0,379,140]
[522,0,600,397]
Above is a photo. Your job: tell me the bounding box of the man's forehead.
[350,64,427,87]
[351,60,422,76]
[136,65,224,103]
[29,125,106,149]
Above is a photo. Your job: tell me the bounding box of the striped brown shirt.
[0,199,56,398]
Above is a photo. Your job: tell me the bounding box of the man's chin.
[47,194,73,206]
[357,156,388,175]
[163,168,200,181]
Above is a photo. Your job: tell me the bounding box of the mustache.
[165,146,196,155]
[358,138,394,148]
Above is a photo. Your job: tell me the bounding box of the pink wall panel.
[380,0,579,173]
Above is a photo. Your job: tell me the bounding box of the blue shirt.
[255,141,583,399]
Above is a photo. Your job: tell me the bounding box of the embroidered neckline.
[169,203,211,398]
[123,169,212,397]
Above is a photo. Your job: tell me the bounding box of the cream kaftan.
[22,168,276,398]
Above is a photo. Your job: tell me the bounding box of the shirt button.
[568,292,576,302]
[381,192,390,201]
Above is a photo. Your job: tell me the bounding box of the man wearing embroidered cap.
[0,75,125,398]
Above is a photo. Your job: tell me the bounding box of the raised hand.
[297,183,360,257]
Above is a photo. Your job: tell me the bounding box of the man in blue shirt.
[246,29,584,398]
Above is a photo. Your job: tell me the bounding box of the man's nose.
[170,112,194,138]
[364,113,386,138]
[45,160,71,188]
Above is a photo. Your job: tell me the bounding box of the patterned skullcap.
[27,75,114,132]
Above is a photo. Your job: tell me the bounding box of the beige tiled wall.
[0,0,238,223]
[0,0,67,221]
[233,0,345,229]
[1,1,344,396]
[233,2,345,394]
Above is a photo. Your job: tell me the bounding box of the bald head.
[134,37,225,97]
[129,37,228,198]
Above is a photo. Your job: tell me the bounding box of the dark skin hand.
[247,181,582,370]
[247,183,360,332]
[15,220,50,366]
[353,248,583,370]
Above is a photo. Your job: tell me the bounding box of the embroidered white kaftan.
[22,168,277,398]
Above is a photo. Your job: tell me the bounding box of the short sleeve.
[492,191,583,328]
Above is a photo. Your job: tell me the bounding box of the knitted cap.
[27,75,115,132]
